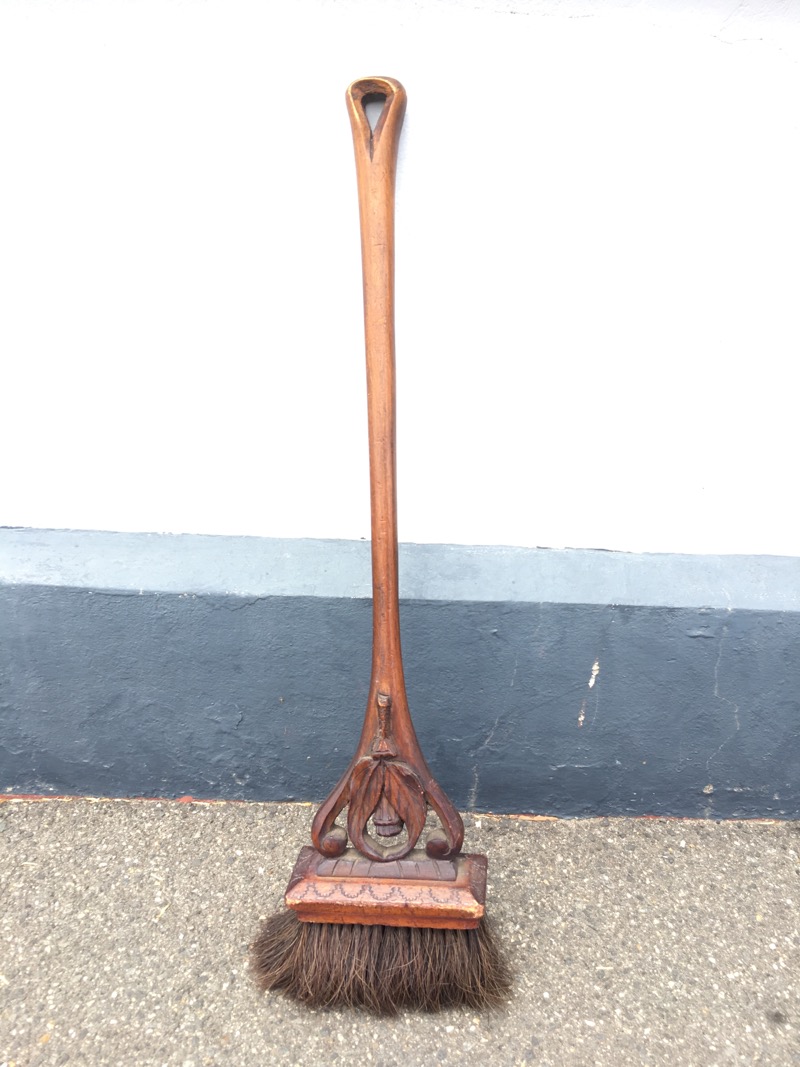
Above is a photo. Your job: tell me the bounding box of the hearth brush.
[251,76,510,1014]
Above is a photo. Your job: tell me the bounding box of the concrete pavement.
[1,798,798,1066]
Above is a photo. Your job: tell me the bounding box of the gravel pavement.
[1,798,799,1067]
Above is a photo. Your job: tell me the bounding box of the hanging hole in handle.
[362,92,387,135]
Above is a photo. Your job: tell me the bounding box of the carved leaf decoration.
[346,758,385,846]
[382,761,427,851]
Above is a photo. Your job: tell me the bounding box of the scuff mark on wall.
[467,712,503,809]
[706,624,741,772]
[467,765,479,811]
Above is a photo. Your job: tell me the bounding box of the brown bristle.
[251,910,511,1014]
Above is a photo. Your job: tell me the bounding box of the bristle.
[251,911,511,1014]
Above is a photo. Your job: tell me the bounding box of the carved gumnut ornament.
[310,694,464,864]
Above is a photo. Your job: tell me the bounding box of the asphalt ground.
[1,798,799,1067]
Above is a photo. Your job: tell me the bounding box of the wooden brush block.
[284,847,487,929]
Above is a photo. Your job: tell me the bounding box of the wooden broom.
[251,77,510,1013]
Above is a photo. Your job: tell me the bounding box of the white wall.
[2,0,799,556]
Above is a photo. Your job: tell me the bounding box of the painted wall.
[2,0,799,556]
[3,530,800,815]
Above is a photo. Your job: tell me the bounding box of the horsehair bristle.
[251,910,511,1014]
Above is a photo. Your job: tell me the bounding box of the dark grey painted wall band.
[1,529,799,817]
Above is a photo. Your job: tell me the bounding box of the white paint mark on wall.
[580,660,600,727]
[588,660,600,688]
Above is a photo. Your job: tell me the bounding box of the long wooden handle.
[309,79,464,864]
[345,77,407,689]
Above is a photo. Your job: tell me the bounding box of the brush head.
[251,909,511,1014]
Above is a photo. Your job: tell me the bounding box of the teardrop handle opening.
[346,77,407,163]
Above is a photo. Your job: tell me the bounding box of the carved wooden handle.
[345,77,406,681]
[310,78,464,865]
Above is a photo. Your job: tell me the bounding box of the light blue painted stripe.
[1,528,799,612]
